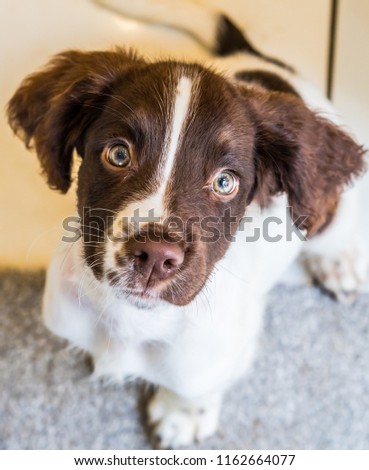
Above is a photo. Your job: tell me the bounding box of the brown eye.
[106,144,131,168]
[211,171,238,196]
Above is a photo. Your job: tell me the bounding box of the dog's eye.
[106,144,131,168]
[211,171,238,196]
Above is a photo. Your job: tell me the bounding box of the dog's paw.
[303,241,368,304]
[147,387,221,449]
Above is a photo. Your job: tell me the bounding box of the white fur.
[162,76,193,183]
[148,387,222,448]
[43,0,368,448]
[45,197,299,383]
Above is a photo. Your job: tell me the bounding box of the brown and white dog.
[7,0,368,448]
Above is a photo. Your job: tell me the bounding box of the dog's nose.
[130,240,185,281]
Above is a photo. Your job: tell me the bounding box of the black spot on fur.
[216,15,293,71]
[235,70,300,97]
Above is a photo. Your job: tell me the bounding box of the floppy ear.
[7,48,144,193]
[244,90,366,236]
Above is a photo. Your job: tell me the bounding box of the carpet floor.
[1,270,369,450]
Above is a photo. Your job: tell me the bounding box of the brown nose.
[130,240,185,282]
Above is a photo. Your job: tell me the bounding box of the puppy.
[7,0,368,448]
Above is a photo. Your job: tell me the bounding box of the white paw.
[303,241,368,304]
[148,387,221,449]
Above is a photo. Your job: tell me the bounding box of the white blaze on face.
[117,75,193,226]
[161,76,193,189]
[140,75,193,221]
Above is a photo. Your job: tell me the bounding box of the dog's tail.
[95,0,288,68]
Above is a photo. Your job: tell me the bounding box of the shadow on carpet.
[1,270,369,450]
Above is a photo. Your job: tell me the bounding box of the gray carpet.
[1,270,369,450]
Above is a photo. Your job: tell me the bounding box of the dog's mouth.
[119,285,162,309]
[105,269,180,307]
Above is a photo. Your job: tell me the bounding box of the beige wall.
[333,0,369,147]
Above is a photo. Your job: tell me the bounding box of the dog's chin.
[124,294,163,310]
[110,286,163,310]
[111,283,197,309]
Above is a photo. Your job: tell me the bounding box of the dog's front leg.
[148,387,223,449]
[146,291,265,449]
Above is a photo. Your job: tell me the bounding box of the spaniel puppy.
[7,0,367,448]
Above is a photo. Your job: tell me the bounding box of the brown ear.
[245,90,367,236]
[7,48,144,193]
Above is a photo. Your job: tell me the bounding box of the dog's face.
[74,62,256,306]
[7,49,365,307]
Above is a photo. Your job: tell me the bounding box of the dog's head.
[7,49,366,307]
